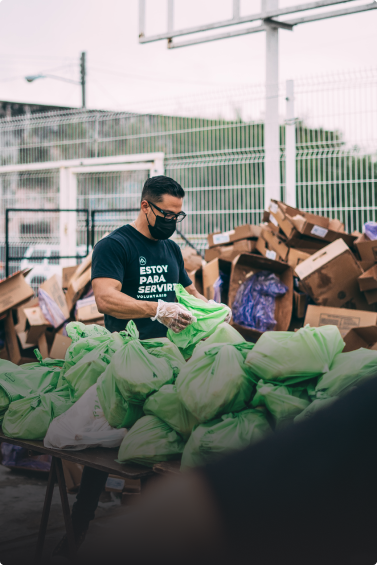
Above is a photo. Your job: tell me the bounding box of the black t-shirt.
[91,225,192,339]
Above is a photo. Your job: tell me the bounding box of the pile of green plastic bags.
[1,283,377,471]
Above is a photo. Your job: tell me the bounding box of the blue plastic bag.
[363,222,377,241]
[232,271,288,331]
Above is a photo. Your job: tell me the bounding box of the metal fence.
[0,68,375,254]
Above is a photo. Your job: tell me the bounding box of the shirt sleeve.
[91,236,126,284]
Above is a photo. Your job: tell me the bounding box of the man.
[53,175,229,558]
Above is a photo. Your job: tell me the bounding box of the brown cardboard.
[5,310,21,364]
[13,297,39,333]
[66,268,91,312]
[62,460,83,493]
[202,258,232,301]
[364,289,377,305]
[287,249,311,270]
[181,247,203,272]
[24,306,50,343]
[37,333,49,359]
[17,331,37,350]
[62,266,78,289]
[76,302,104,323]
[359,260,375,272]
[358,264,377,292]
[295,239,369,310]
[355,234,377,263]
[343,326,377,352]
[205,239,256,263]
[0,270,34,316]
[304,305,377,337]
[228,253,293,341]
[256,228,289,262]
[293,291,307,319]
[49,333,72,359]
[208,224,261,248]
[40,275,70,321]
[188,268,203,296]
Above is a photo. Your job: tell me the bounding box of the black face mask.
[146,213,177,240]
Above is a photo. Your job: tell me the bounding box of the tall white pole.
[285,79,296,207]
[263,0,280,208]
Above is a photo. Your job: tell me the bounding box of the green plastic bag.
[251,380,310,430]
[315,349,377,398]
[117,415,186,467]
[143,385,198,439]
[176,343,255,423]
[167,284,230,359]
[294,397,339,423]
[141,337,186,379]
[181,409,271,469]
[192,322,245,356]
[110,321,174,405]
[64,348,112,402]
[245,325,344,384]
[2,385,73,440]
[0,359,61,421]
[65,321,110,342]
[96,366,144,429]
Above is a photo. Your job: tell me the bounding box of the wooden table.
[153,460,181,476]
[0,429,154,564]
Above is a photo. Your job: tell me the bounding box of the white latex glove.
[151,300,197,334]
[208,300,232,324]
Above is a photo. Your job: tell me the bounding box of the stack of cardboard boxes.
[0,251,103,365]
[196,200,377,349]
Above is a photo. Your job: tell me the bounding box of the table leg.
[34,457,57,565]
[55,457,77,559]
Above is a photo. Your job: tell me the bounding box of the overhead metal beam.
[264,18,294,30]
[167,1,376,48]
[139,0,357,43]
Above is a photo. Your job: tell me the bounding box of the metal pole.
[80,52,86,109]
[285,79,296,207]
[263,0,280,208]
[91,210,96,250]
[5,209,9,278]
[168,0,174,32]
[233,0,240,19]
[139,0,146,38]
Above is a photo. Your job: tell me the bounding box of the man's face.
[142,195,184,226]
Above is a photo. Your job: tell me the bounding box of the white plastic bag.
[44,384,126,450]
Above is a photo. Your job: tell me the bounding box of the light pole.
[25,51,87,108]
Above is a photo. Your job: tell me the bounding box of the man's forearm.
[185,283,208,303]
[96,288,158,319]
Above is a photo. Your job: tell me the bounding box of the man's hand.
[152,300,197,333]
[208,300,232,324]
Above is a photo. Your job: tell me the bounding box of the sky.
[0,0,376,114]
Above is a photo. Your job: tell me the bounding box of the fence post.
[59,168,77,267]
[285,79,296,208]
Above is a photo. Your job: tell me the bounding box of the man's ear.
[140,200,149,213]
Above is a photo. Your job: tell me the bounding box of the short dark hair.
[141,175,185,203]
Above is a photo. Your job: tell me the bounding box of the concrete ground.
[0,463,138,565]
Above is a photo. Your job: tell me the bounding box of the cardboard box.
[355,234,377,263]
[40,275,70,321]
[293,290,308,319]
[105,475,126,493]
[287,248,311,270]
[343,326,377,352]
[268,201,356,248]
[49,333,72,359]
[304,304,377,337]
[13,297,39,334]
[76,301,104,323]
[182,247,203,272]
[17,331,37,350]
[65,268,91,312]
[188,268,203,296]
[358,265,377,292]
[62,460,84,494]
[0,270,34,316]
[62,266,78,289]
[295,239,369,310]
[364,289,377,305]
[256,228,289,262]
[205,239,256,263]
[202,258,232,301]
[207,224,261,248]
[5,310,22,364]
[37,333,49,359]
[228,253,293,341]
[24,306,50,343]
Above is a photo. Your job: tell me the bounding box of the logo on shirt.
[139,256,147,266]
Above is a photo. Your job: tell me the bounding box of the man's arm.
[184,283,208,303]
[93,278,157,319]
